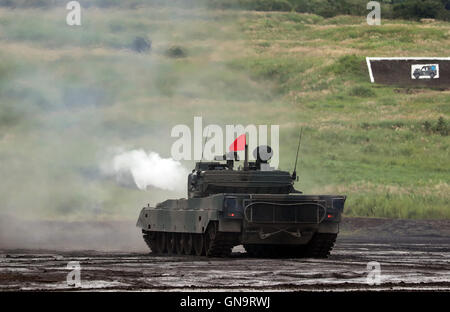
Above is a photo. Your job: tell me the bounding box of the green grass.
[0,7,448,220]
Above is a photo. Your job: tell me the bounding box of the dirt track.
[0,217,449,291]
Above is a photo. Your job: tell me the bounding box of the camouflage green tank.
[137,144,346,258]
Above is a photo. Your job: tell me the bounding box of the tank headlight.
[224,197,242,218]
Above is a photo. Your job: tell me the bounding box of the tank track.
[244,233,337,258]
[143,232,156,251]
[205,230,236,257]
[304,233,337,258]
[144,230,337,258]
[142,223,238,257]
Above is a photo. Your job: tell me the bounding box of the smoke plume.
[103,149,189,192]
[0,2,248,251]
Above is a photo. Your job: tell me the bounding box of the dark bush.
[0,0,448,21]
[131,37,152,53]
[423,120,432,133]
[422,117,448,136]
[435,116,448,136]
[165,46,187,58]
[208,0,292,11]
[393,0,450,20]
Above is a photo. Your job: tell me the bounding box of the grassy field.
[0,6,448,220]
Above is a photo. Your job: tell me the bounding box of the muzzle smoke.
[103,149,189,192]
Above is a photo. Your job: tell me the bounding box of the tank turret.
[188,145,298,198]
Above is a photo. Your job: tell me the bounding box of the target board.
[366,57,450,88]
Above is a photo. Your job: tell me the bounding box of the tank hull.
[137,193,345,258]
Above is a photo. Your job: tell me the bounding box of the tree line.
[1,0,449,21]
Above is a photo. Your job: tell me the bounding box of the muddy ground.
[0,217,449,291]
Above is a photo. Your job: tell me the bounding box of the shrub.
[131,37,151,53]
[435,116,448,136]
[207,0,292,11]
[422,117,449,136]
[165,46,187,58]
[393,0,450,21]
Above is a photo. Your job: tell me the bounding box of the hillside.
[0,6,448,220]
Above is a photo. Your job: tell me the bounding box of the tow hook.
[259,228,302,239]
[285,229,302,238]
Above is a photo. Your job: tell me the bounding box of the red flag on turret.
[229,134,246,152]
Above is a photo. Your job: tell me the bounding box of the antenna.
[292,128,303,180]
[244,134,249,170]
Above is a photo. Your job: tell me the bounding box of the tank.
[136,144,346,258]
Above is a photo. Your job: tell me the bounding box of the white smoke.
[103,149,189,192]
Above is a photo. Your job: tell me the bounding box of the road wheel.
[204,223,217,257]
[155,232,166,254]
[193,234,204,256]
[175,233,184,255]
[430,72,436,79]
[166,232,176,255]
[183,233,194,255]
